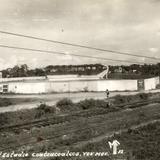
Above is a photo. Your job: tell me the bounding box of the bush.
[156,84,160,89]
[76,99,109,110]
[0,113,8,125]
[37,103,55,113]
[138,93,148,100]
[113,93,149,105]
[35,103,56,119]
[56,98,75,112]
[56,98,73,107]
[0,98,12,107]
[113,95,127,104]
[95,99,110,108]
[76,99,95,110]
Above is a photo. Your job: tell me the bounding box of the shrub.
[0,98,12,107]
[37,136,44,142]
[138,93,148,100]
[35,109,45,119]
[127,128,133,134]
[156,84,160,89]
[56,98,75,111]
[35,103,56,119]
[38,103,56,113]
[56,98,73,107]
[76,99,109,110]
[0,113,8,125]
[94,99,110,108]
[37,103,47,110]
[113,95,127,104]
[113,93,149,105]
[76,99,95,110]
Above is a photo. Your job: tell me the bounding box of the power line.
[0,30,160,62]
[0,44,143,64]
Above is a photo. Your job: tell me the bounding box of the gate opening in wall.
[3,84,8,93]
[137,79,144,91]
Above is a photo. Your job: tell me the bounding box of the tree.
[34,68,45,76]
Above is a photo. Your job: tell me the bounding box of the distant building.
[114,67,123,73]
[132,69,137,73]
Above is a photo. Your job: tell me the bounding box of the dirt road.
[0,90,159,113]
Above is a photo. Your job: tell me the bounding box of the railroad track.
[0,108,110,132]
[2,108,160,154]
[0,98,160,133]
[1,99,160,152]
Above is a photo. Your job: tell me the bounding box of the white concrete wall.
[47,79,138,93]
[97,80,138,91]
[87,81,98,91]
[1,76,159,94]
[69,81,88,92]
[46,80,97,92]
[47,81,69,92]
[8,82,46,94]
[155,76,160,86]
[69,80,97,92]
[144,77,159,90]
[0,77,45,82]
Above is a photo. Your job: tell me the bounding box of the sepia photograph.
[0,0,160,160]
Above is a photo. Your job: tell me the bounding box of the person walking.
[106,89,110,98]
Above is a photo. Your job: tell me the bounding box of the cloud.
[64,51,73,61]
[149,48,159,53]
[0,56,18,70]
[0,0,160,69]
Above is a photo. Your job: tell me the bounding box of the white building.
[0,69,159,94]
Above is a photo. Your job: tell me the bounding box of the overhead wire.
[0,44,143,64]
[0,30,159,62]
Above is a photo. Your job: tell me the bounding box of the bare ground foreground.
[0,92,160,160]
[0,90,160,160]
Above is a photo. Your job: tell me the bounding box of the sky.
[0,0,160,69]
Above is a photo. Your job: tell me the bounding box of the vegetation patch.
[71,121,160,160]
[35,103,56,119]
[0,92,160,128]
[113,93,149,105]
[76,99,110,110]
[0,97,42,107]
[0,98,12,107]
[117,122,160,160]
[56,98,79,112]
[1,97,160,157]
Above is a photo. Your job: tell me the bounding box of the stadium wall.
[0,76,159,94]
[144,77,159,90]
[96,79,138,91]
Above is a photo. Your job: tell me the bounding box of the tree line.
[1,64,105,78]
[1,63,160,79]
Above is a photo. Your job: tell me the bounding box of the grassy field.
[0,98,13,107]
[0,97,41,108]
[69,121,160,160]
[0,92,158,127]
[1,102,160,156]
[0,93,160,160]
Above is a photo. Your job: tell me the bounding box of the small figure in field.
[106,89,110,98]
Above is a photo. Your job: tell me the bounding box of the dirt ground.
[1,102,160,160]
[0,89,160,113]
[1,91,160,160]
